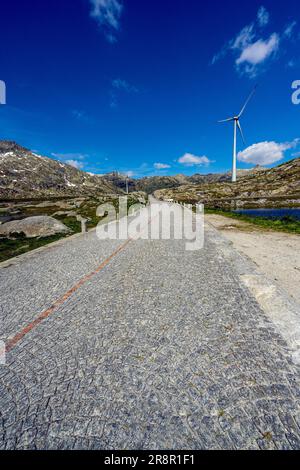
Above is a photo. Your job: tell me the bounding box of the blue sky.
[0,0,300,177]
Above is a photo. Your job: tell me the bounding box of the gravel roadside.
[205,214,300,305]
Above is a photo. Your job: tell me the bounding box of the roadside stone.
[0,216,71,238]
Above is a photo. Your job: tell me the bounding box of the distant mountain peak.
[0,140,30,154]
[0,141,123,199]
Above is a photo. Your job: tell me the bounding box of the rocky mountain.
[106,167,266,194]
[102,172,137,193]
[2,140,298,209]
[136,176,188,194]
[188,165,265,184]
[154,158,300,209]
[102,173,188,193]
[0,141,122,200]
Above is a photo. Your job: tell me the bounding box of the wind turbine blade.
[237,120,246,146]
[218,117,234,123]
[238,85,257,118]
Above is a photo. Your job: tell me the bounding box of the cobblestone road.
[0,202,300,449]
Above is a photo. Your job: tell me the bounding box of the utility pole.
[125,176,129,194]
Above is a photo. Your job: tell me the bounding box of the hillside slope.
[155,158,300,209]
[104,168,266,194]
[0,141,121,199]
[102,173,190,193]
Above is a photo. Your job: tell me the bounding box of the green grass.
[205,208,300,234]
[55,216,82,232]
[0,233,71,263]
[76,195,146,229]
[0,195,147,263]
[0,215,89,263]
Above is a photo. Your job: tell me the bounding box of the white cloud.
[120,170,134,177]
[110,78,138,108]
[232,24,256,51]
[106,33,118,44]
[51,153,88,170]
[112,79,138,93]
[236,33,279,75]
[211,49,226,65]
[52,153,87,161]
[109,92,118,108]
[211,6,296,76]
[178,153,211,167]
[284,21,297,38]
[287,59,296,68]
[257,6,269,27]
[89,0,123,42]
[237,140,299,165]
[65,159,85,170]
[154,163,171,170]
[211,23,255,65]
[72,109,90,122]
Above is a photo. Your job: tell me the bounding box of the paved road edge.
[0,229,97,270]
[205,220,300,365]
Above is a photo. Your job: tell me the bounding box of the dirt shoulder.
[206,214,300,305]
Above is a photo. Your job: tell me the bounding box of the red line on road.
[5,238,132,353]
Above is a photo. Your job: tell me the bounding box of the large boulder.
[0,216,71,239]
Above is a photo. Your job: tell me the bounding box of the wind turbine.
[218,86,257,183]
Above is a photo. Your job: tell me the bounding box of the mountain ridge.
[1,141,299,207]
[0,141,122,199]
[154,157,300,209]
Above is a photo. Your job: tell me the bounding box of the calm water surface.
[234,208,300,220]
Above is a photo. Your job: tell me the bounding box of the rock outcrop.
[0,216,71,238]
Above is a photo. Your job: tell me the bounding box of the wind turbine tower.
[218,86,257,183]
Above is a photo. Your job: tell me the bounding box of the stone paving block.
[0,214,300,449]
